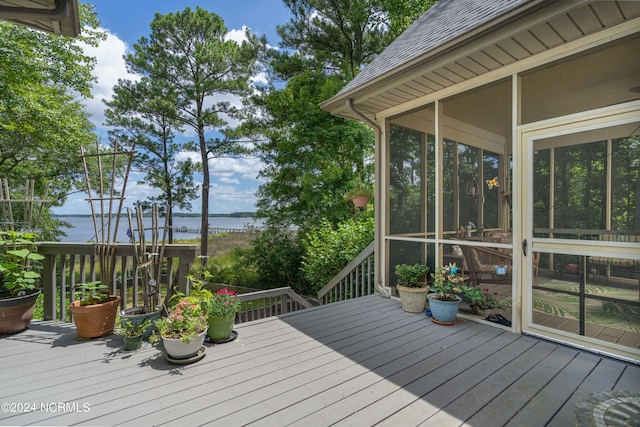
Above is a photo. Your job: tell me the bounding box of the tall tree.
[249,68,374,228]
[277,0,436,79]
[124,7,265,257]
[278,0,389,80]
[248,0,435,229]
[104,75,198,243]
[0,5,104,238]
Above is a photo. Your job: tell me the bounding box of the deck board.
[0,295,638,426]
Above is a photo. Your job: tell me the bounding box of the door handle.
[523,239,528,257]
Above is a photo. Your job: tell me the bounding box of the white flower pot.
[161,330,206,359]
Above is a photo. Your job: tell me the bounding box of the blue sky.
[55,1,293,215]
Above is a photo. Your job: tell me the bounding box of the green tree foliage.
[249,0,435,230]
[124,7,266,257]
[379,0,438,38]
[279,0,390,79]
[0,5,104,209]
[244,227,309,294]
[278,0,434,79]
[250,70,374,228]
[302,215,374,292]
[104,69,198,242]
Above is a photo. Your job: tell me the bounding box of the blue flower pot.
[427,294,461,325]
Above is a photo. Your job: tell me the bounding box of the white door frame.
[516,100,640,361]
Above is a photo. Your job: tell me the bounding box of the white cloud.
[225,26,249,44]
[78,28,140,128]
[209,157,263,180]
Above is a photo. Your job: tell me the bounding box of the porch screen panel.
[443,141,455,233]
[533,122,639,242]
[531,250,639,351]
[389,240,435,287]
[534,141,607,240]
[389,125,425,236]
[483,152,500,230]
[457,143,479,233]
[612,136,640,232]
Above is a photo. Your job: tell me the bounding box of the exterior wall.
[375,29,640,361]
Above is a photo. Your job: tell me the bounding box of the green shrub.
[244,227,309,294]
[205,247,260,288]
[302,216,374,293]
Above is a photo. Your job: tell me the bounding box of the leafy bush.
[395,263,429,286]
[244,227,309,294]
[302,216,374,293]
[205,247,260,288]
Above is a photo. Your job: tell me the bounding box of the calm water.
[56,216,262,242]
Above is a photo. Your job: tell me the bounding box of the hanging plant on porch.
[343,180,373,208]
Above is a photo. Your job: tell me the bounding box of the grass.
[176,231,255,258]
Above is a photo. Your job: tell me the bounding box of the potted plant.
[465,287,505,315]
[153,296,208,360]
[115,317,151,351]
[203,287,240,343]
[428,263,476,325]
[0,230,45,335]
[395,263,430,313]
[119,252,163,341]
[343,181,373,208]
[69,281,121,339]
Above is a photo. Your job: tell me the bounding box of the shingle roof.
[335,0,532,97]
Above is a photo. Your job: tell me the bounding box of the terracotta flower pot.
[69,296,120,339]
[351,195,371,207]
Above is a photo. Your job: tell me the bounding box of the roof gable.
[337,0,531,97]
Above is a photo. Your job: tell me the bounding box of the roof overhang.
[321,0,640,121]
[0,0,80,37]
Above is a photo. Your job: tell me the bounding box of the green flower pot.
[207,313,235,342]
[123,334,144,351]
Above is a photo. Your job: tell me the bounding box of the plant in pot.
[203,286,240,343]
[428,263,477,325]
[152,296,208,362]
[69,281,121,339]
[0,230,45,335]
[395,263,430,313]
[120,252,163,341]
[115,316,151,351]
[343,181,373,208]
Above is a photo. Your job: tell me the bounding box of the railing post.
[42,253,56,321]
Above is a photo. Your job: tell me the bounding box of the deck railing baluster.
[38,242,197,321]
[317,241,374,304]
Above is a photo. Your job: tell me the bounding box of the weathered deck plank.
[0,295,638,427]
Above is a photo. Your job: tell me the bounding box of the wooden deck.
[1,295,639,426]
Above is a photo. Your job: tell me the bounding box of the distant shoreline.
[54,212,256,218]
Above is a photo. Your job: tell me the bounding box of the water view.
[56,216,263,242]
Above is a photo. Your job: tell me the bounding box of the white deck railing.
[37,242,197,321]
[317,241,375,304]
